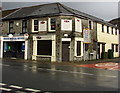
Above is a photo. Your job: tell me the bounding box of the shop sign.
[3,37,25,41]
[83,28,91,43]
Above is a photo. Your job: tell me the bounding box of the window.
[89,21,92,30]
[111,27,113,34]
[77,41,81,56]
[85,43,89,51]
[107,26,109,33]
[9,21,14,33]
[116,44,118,52]
[22,20,27,33]
[50,18,56,30]
[115,28,117,35]
[34,20,38,31]
[112,44,114,52]
[102,24,104,32]
[37,40,52,55]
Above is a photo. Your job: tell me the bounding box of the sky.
[2,1,119,21]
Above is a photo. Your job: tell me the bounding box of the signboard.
[61,19,72,31]
[3,37,25,41]
[83,28,91,43]
[39,21,47,31]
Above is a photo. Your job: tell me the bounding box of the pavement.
[2,57,120,71]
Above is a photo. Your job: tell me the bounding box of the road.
[1,59,119,93]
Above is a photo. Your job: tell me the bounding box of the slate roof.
[2,8,19,18]
[2,2,117,28]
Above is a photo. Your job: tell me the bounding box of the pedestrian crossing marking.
[9,85,23,89]
[25,88,41,92]
[0,82,49,93]
[0,87,12,91]
[0,83,6,86]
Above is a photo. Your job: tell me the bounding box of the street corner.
[76,62,120,71]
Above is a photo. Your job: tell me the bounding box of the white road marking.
[0,83,6,86]
[0,64,10,67]
[0,87,12,91]
[25,88,41,92]
[9,85,23,89]
[109,66,119,70]
[37,67,117,78]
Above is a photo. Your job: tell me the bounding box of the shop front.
[0,35,28,60]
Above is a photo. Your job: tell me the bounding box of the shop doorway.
[3,41,25,59]
[62,41,70,62]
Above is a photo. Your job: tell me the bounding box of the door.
[62,41,70,62]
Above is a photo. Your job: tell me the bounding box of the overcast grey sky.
[2,2,118,21]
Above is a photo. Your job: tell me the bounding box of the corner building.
[0,3,119,62]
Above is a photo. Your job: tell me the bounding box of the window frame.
[107,26,109,33]
[102,24,104,32]
[77,41,81,56]
[116,44,118,52]
[22,20,27,33]
[111,27,113,34]
[9,21,14,34]
[115,28,117,35]
[33,19,39,31]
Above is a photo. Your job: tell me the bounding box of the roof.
[109,17,120,29]
[2,8,19,18]
[2,2,117,28]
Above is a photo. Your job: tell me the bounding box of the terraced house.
[0,3,119,62]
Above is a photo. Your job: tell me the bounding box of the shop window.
[111,27,113,34]
[102,24,104,32]
[77,41,81,56]
[37,40,52,55]
[22,20,27,33]
[107,26,109,33]
[50,18,56,30]
[85,43,89,51]
[34,20,38,31]
[9,21,14,34]
[116,44,118,52]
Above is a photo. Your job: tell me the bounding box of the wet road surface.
[1,59,119,92]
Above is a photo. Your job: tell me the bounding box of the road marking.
[37,67,117,78]
[25,88,41,92]
[0,87,12,91]
[0,83,6,86]
[9,85,23,89]
[0,64,10,67]
[109,66,119,70]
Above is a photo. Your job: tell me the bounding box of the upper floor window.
[102,24,104,32]
[34,20,38,31]
[22,20,27,33]
[111,27,113,34]
[89,21,92,30]
[50,18,56,30]
[115,28,117,35]
[9,21,14,34]
[107,26,109,33]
